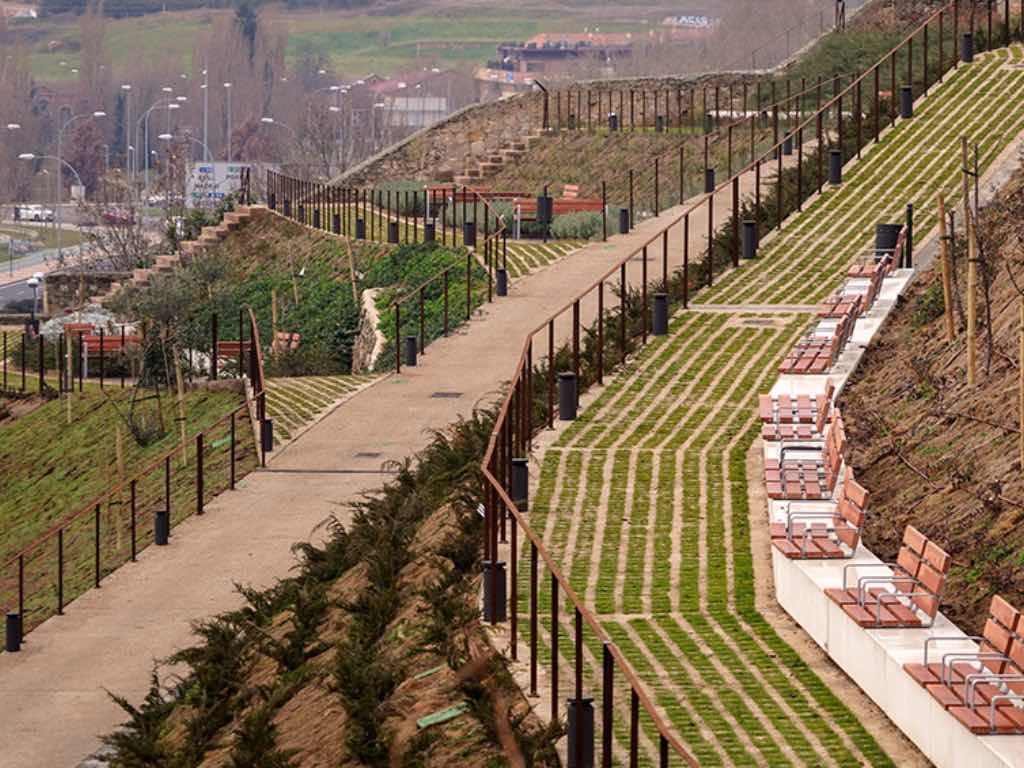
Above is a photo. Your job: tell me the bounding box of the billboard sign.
[185,162,250,209]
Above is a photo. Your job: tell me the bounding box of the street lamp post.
[224,82,233,163]
[27,274,40,333]
[139,99,182,190]
[121,84,132,173]
[201,67,209,162]
[260,117,299,163]
[56,110,105,262]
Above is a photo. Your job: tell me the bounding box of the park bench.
[82,333,142,356]
[825,524,950,628]
[272,331,301,354]
[903,595,1024,733]
[778,312,854,375]
[763,409,846,500]
[846,251,894,310]
[759,379,834,442]
[63,322,96,338]
[214,340,252,362]
[770,466,868,559]
[513,196,605,220]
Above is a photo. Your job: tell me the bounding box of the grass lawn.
[0,225,85,255]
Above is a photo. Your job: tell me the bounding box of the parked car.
[102,209,136,226]
[18,204,55,222]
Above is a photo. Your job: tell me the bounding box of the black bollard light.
[388,221,399,244]
[496,268,508,296]
[332,213,341,234]
[608,112,619,131]
[404,336,418,367]
[782,134,793,156]
[511,458,529,512]
[463,221,477,248]
[5,612,21,653]
[567,698,595,768]
[482,560,507,622]
[298,204,306,223]
[962,32,974,63]
[829,149,843,185]
[703,113,713,134]
[313,209,321,229]
[356,218,366,240]
[652,293,668,336]
[618,207,630,235]
[261,418,274,454]
[268,193,277,211]
[655,115,665,133]
[742,220,758,259]
[424,221,436,243]
[900,86,913,119]
[283,199,292,218]
[558,372,577,421]
[154,510,170,546]
[704,167,716,194]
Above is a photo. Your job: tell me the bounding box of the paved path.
[0,163,756,766]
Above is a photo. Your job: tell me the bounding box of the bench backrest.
[823,411,846,488]
[64,323,95,335]
[892,525,950,619]
[979,595,1022,677]
[274,331,301,351]
[563,184,581,199]
[833,467,868,549]
[83,334,141,352]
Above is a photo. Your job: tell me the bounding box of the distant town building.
[364,69,478,129]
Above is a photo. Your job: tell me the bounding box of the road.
[0,247,70,314]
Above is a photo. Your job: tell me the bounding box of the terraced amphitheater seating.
[771,466,868,559]
[759,379,834,441]
[825,525,950,628]
[763,410,846,500]
[904,596,1024,734]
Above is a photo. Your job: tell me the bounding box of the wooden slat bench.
[759,379,835,442]
[846,251,894,310]
[825,525,950,628]
[513,197,605,220]
[770,466,868,559]
[215,340,252,360]
[82,334,142,355]
[903,595,1024,734]
[763,410,846,500]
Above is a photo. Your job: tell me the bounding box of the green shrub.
[550,211,603,240]
[912,282,946,328]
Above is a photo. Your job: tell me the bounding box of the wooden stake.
[345,239,359,304]
[1019,297,1024,468]
[936,194,956,341]
[115,425,125,552]
[271,288,279,350]
[961,136,971,213]
[172,342,188,467]
[966,205,978,386]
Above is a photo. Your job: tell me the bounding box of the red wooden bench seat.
[759,380,834,442]
[825,525,950,629]
[771,466,868,559]
[215,340,252,359]
[903,595,1024,734]
[83,334,142,355]
[513,197,604,220]
[763,410,846,500]
[847,251,894,310]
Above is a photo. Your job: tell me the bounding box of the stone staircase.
[90,205,269,305]
[453,129,544,186]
